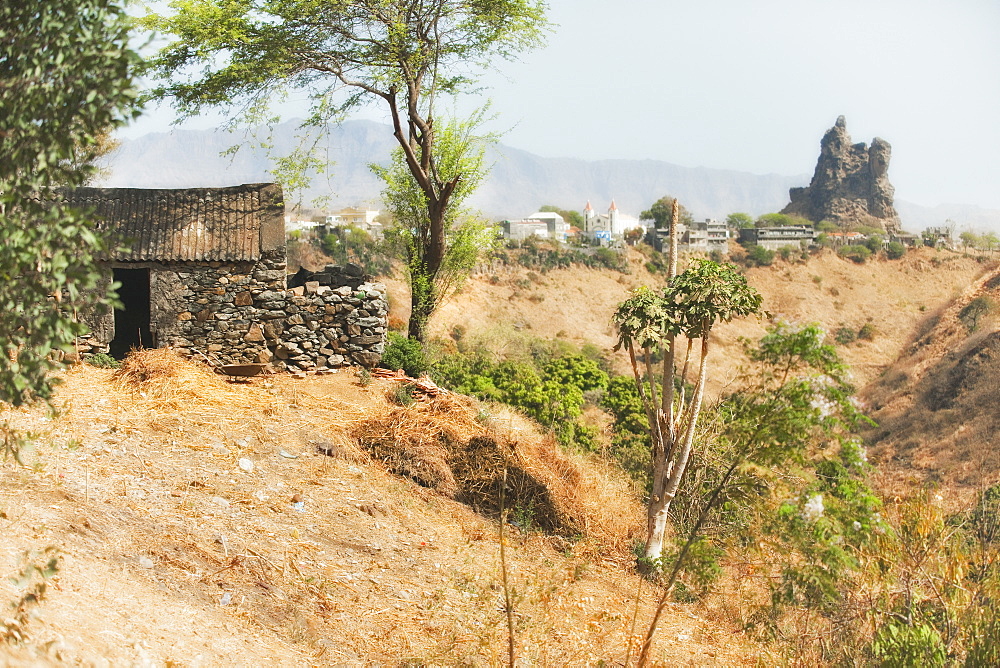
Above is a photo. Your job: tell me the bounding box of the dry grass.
[352,390,644,554]
[863,264,1000,506]
[0,356,756,665]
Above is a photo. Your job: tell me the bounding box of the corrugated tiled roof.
[63,183,284,262]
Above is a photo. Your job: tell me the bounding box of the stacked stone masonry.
[76,258,387,371]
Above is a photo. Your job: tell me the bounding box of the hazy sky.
[127,0,1000,210]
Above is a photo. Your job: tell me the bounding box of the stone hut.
[66,183,387,370]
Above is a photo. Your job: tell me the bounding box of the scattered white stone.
[138,556,154,569]
[238,457,254,473]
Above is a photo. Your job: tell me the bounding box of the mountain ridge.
[103,119,1000,231]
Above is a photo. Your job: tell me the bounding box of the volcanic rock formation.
[782,116,901,231]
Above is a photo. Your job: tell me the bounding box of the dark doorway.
[110,268,152,359]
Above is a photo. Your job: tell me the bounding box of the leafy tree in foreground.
[0,1,138,420]
[613,260,762,562]
[141,0,549,341]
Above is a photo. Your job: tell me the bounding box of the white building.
[502,210,570,243]
[325,207,380,227]
[582,200,643,243]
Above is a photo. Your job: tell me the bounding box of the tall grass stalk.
[499,466,516,665]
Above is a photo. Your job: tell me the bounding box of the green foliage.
[776,245,795,262]
[143,0,548,341]
[858,322,877,341]
[0,0,139,410]
[725,212,755,229]
[660,260,764,339]
[864,234,885,254]
[380,333,430,377]
[85,353,121,369]
[958,295,994,333]
[839,244,872,263]
[870,622,946,667]
[814,220,839,233]
[834,326,858,346]
[392,383,418,407]
[433,342,608,450]
[640,196,693,229]
[601,375,652,484]
[959,230,981,250]
[613,261,763,561]
[744,244,775,267]
[376,110,500,341]
[656,324,879,616]
[755,213,812,228]
[886,241,907,259]
[502,240,629,273]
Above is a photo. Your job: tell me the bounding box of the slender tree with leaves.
[613,202,762,561]
[141,0,550,340]
[373,110,498,340]
[0,1,139,418]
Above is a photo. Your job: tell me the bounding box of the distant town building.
[738,226,816,250]
[645,219,729,255]
[582,200,643,244]
[824,231,868,246]
[285,216,319,233]
[325,207,380,227]
[502,210,570,243]
[923,226,955,249]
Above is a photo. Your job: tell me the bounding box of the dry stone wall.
[76,257,387,371]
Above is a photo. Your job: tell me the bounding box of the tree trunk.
[407,288,433,342]
[643,199,682,563]
[405,205,447,342]
[644,481,672,562]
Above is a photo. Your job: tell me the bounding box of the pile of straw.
[109,348,278,429]
[352,395,623,538]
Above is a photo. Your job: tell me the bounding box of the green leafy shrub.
[504,239,629,273]
[392,382,417,406]
[858,322,877,341]
[839,244,872,263]
[870,622,946,667]
[744,244,775,267]
[380,333,429,377]
[864,235,884,254]
[958,295,995,333]
[433,343,608,450]
[85,353,121,369]
[320,224,393,276]
[886,241,906,259]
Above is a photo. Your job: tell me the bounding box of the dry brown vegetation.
[863,263,1000,506]
[386,245,990,392]
[0,350,759,666]
[2,245,996,665]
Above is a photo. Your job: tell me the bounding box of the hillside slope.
[384,246,990,392]
[862,263,1000,504]
[0,353,760,666]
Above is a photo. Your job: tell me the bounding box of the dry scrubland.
[2,245,997,666]
[387,245,989,390]
[0,351,762,666]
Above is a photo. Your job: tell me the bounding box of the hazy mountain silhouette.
[102,119,999,230]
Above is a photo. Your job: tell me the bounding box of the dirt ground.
[0,361,764,666]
